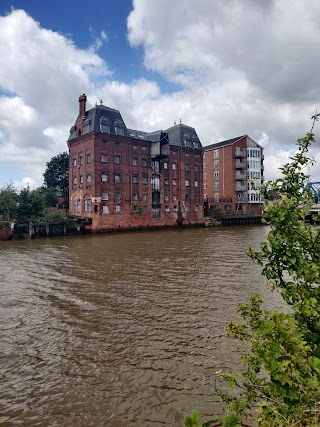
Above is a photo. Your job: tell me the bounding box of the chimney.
[79,94,87,118]
[76,94,87,137]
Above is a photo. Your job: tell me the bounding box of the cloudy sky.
[1,0,320,189]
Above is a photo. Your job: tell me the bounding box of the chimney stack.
[79,94,87,118]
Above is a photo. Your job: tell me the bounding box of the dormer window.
[83,118,91,134]
[115,126,124,136]
[114,119,125,136]
[100,116,111,134]
[183,133,192,148]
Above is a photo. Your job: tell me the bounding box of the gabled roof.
[204,135,247,151]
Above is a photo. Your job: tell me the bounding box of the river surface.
[0,226,284,427]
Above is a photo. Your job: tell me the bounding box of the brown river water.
[0,226,284,427]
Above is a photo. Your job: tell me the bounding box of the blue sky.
[1,0,320,189]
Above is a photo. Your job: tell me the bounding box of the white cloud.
[127,0,320,180]
[1,3,320,188]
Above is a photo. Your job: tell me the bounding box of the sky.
[1,0,320,190]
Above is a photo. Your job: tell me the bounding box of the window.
[80,175,83,184]
[142,194,147,201]
[203,152,206,158]
[172,163,176,170]
[214,193,219,202]
[204,173,207,179]
[185,163,190,172]
[133,204,138,212]
[173,205,178,211]
[73,158,76,167]
[214,172,219,180]
[165,205,170,212]
[163,162,168,169]
[114,155,120,165]
[114,141,120,146]
[115,174,121,184]
[204,194,207,200]
[152,208,161,218]
[186,194,190,202]
[142,176,148,184]
[195,180,199,187]
[101,174,107,182]
[101,154,108,163]
[165,194,169,202]
[77,199,80,212]
[214,150,219,159]
[133,193,138,201]
[204,183,207,189]
[173,195,177,201]
[132,158,138,166]
[84,199,91,212]
[185,205,190,212]
[142,146,147,151]
[195,165,199,173]
[86,174,91,183]
[115,193,121,201]
[185,179,190,187]
[164,178,169,186]
[173,179,177,186]
[214,160,219,170]
[103,205,109,214]
[214,182,219,191]
[79,155,83,165]
[115,127,124,136]
[195,205,199,212]
[102,140,107,145]
[115,205,121,213]
[102,192,108,201]
[73,200,77,212]
[204,162,207,168]
[86,153,91,164]
[132,176,138,184]
[195,194,199,202]
[142,159,147,167]
[152,176,160,190]
[73,176,77,185]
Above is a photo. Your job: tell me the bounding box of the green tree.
[16,187,46,222]
[0,182,18,220]
[185,115,320,427]
[38,186,58,208]
[43,152,69,209]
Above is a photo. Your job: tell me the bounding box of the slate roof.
[69,104,202,149]
[203,135,247,151]
[164,123,202,148]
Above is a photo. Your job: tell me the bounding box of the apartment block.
[203,135,264,215]
[67,95,204,231]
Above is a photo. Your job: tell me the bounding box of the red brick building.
[203,135,264,215]
[67,95,203,231]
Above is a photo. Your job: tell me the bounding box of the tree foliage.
[0,182,18,220]
[185,115,320,427]
[43,151,69,209]
[16,188,47,222]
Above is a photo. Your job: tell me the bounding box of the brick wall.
[68,132,204,231]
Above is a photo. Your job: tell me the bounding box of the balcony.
[236,197,247,203]
[235,172,246,180]
[234,149,246,158]
[235,184,247,191]
[235,161,246,169]
[261,164,264,171]
[261,154,265,160]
